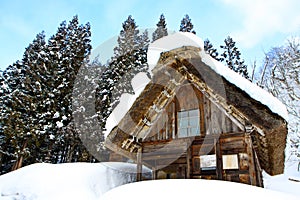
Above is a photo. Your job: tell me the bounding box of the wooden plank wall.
[204,96,241,135]
[144,83,242,142]
[142,134,262,187]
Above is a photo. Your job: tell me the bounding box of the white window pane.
[190,128,200,136]
[189,109,199,117]
[178,111,188,118]
[178,128,188,138]
[200,155,216,169]
[222,154,239,169]
[179,118,188,128]
[189,118,199,127]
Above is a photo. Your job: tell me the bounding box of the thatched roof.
[105,46,287,175]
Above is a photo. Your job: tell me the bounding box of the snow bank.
[0,162,150,200]
[263,161,300,197]
[102,179,299,200]
[0,162,299,199]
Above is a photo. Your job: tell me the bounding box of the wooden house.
[105,43,287,187]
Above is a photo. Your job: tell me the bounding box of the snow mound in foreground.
[0,162,150,200]
[0,162,299,199]
[102,179,299,200]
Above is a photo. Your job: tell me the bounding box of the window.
[178,109,200,138]
[200,154,217,170]
[222,154,239,170]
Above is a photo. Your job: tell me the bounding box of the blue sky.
[1,0,300,71]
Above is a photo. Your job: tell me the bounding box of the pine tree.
[220,36,249,80]
[97,15,150,134]
[179,14,196,34]
[152,14,168,42]
[204,39,220,61]
[0,16,94,173]
[73,58,109,162]
[113,15,140,57]
[0,32,50,171]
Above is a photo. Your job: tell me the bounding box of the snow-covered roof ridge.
[105,32,288,135]
[147,32,288,121]
[199,50,288,121]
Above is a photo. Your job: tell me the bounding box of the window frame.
[177,109,201,138]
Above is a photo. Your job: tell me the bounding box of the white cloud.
[220,0,300,48]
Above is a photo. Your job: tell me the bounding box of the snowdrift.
[0,162,150,200]
[0,162,299,199]
[102,179,299,200]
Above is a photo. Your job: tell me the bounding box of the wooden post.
[174,99,178,139]
[215,139,223,180]
[137,148,143,181]
[245,135,257,186]
[186,146,191,178]
[152,167,157,180]
[254,149,264,187]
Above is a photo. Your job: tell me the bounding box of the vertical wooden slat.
[245,134,257,186]
[254,149,264,187]
[215,138,223,180]
[152,167,157,180]
[187,146,191,178]
[196,86,206,137]
[174,99,178,139]
[167,102,174,139]
[137,148,143,181]
[204,97,212,135]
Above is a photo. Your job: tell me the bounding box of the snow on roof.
[200,50,289,121]
[104,72,150,137]
[105,32,288,135]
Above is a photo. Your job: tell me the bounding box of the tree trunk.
[11,138,28,171]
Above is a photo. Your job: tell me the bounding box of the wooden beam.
[215,139,223,180]
[186,146,191,178]
[245,135,257,186]
[152,167,157,180]
[253,149,264,187]
[137,148,143,181]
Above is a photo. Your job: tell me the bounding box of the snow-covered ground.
[102,179,298,200]
[0,161,299,199]
[264,160,300,197]
[0,162,150,200]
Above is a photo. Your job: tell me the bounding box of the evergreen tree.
[0,16,94,174]
[97,15,150,133]
[179,14,196,34]
[0,32,49,171]
[152,14,168,42]
[220,36,250,80]
[204,39,220,61]
[113,15,140,58]
[73,58,109,162]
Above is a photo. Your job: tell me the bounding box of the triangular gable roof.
[105,33,288,175]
